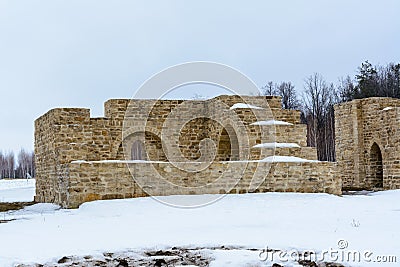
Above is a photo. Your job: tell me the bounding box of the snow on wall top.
[253,142,300,149]
[230,103,264,110]
[261,156,318,163]
[250,120,293,126]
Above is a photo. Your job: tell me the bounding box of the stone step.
[229,107,301,125]
[250,146,318,160]
[247,124,307,147]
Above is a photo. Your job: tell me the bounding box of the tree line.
[1,61,398,175]
[0,149,35,179]
[261,60,400,162]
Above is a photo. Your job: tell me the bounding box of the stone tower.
[335,97,400,190]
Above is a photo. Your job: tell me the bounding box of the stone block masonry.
[335,97,400,190]
[65,161,339,208]
[35,95,341,208]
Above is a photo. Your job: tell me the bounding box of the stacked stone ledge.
[35,95,340,208]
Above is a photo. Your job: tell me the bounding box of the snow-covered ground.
[0,180,399,266]
[0,179,35,202]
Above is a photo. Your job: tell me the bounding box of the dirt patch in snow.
[0,201,35,212]
[15,246,346,267]
[16,248,212,267]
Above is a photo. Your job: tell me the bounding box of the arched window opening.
[131,140,145,160]
[369,142,383,188]
[217,126,239,161]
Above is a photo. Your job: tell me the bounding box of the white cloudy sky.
[0,0,399,153]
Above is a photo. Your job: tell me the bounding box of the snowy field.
[0,180,399,266]
[0,179,35,202]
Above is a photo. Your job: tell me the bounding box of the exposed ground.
[15,247,346,267]
[16,248,211,267]
[0,201,35,213]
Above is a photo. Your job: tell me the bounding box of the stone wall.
[64,161,338,208]
[35,95,341,208]
[335,97,400,190]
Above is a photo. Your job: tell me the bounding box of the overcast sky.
[0,0,399,154]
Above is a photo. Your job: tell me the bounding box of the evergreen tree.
[355,60,379,98]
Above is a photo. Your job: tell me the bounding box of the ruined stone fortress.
[335,97,400,190]
[34,95,400,208]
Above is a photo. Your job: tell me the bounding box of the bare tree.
[261,81,300,110]
[29,151,35,178]
[303,73,337,161]
[261,81,276,95]
[377,63,400,98]
[276,81,300,110]
[15,149,35,178]
[0,152,5,178]
[258,61,399,163]
[0,150,35,179]
[17,149,28,178]
[3,151,15,178]
[336,76,355,102]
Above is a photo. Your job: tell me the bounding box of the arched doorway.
[369,142,383,188]
[217,125,239,161]
[124,132,166,161]
[131,140,145,160]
